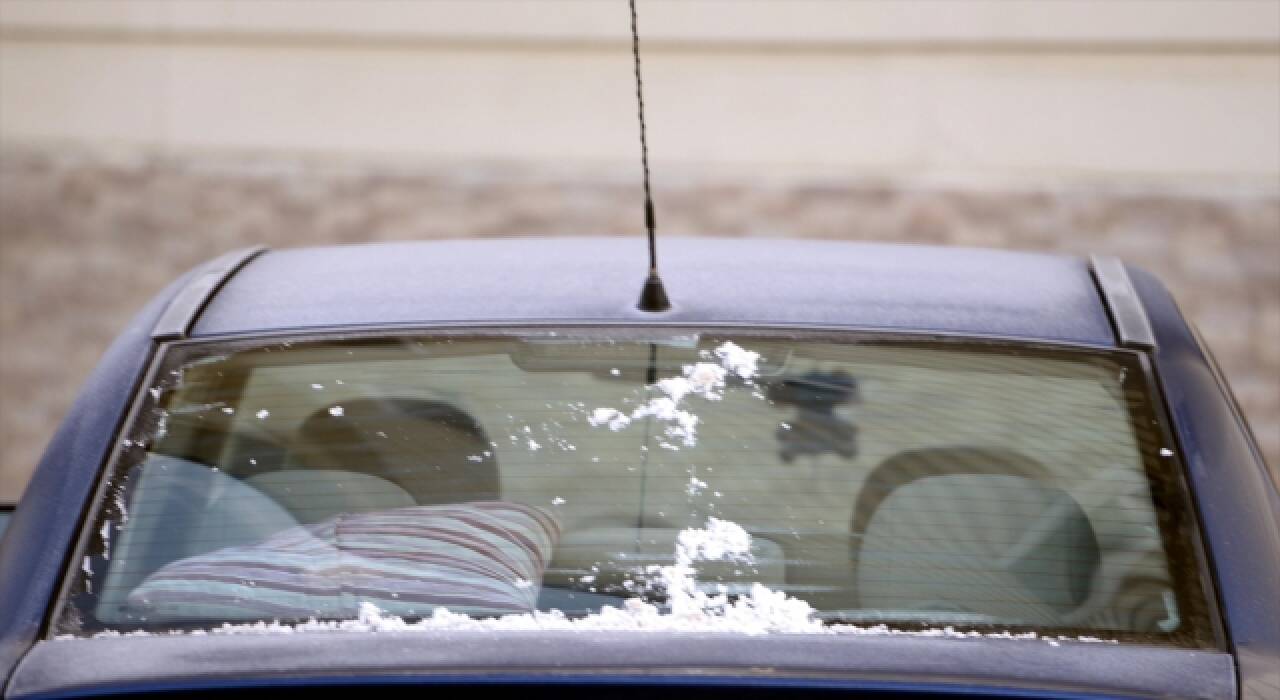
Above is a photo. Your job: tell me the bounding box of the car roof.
[190,237,1116,346]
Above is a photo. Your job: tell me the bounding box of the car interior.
[83,336,1182,638]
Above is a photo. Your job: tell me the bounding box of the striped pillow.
[127,501,561,622]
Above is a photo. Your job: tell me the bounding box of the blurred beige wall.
[2,0,1278,180]
[1,1,1278,501]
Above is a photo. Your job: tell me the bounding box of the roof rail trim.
[152,246,267,340]
[1089,255,1156,350]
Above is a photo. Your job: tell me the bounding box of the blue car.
[1,238,1276,699]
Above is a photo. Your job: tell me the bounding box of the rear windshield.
[57,330,1215,646]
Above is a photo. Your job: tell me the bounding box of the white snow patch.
[113,492,129,524]
[328,406,344,417]
[631,397,700,446]
[686,477,708,497]
[713,341,761,380]
[665,362,728,401]
[589,408,632,431]
[99,521,111,560]
[76,629,159,639]
[256,409,270,420]
[175,608,1116,644]
[527,439,541,451]
[587,343,763,448]
[675,517,752,564]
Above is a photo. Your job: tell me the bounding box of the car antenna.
[630,0,671,312]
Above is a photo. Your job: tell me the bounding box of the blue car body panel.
[0,271,193,686]
[7,630,1237,699]
[1,238,1275,697]
[1130,265,1280,699]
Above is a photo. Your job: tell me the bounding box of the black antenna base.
[637,270,671,312]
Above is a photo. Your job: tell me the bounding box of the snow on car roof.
[190,237,1116,345]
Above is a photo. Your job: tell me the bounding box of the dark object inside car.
[767,370,859,463]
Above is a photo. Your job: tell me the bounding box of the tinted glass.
[57,330,1214,646]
